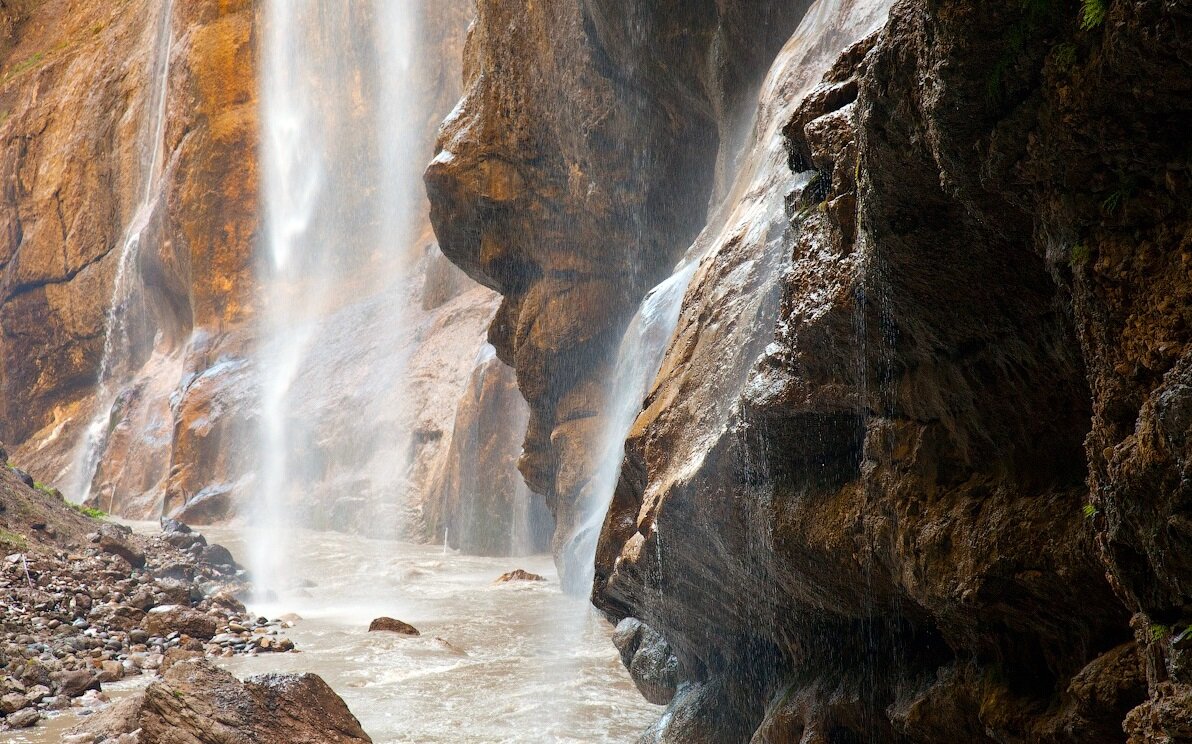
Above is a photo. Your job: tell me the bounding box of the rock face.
[425,0,816,558]
[73,658,372,743]
[1,0,533,550]
[429,0,1192,741]
[427,343,552,555]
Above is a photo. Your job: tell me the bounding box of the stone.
[141,605,218,641]
[367,617,420,636]
[493,569,545,584]
[199,543,236,569]
[51,670,99,698]
[7,706,39,728]
[70,659,372,743]
[96,525,145,569]
[1,691,29,714]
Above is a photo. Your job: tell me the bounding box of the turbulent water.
[14,526,656,744]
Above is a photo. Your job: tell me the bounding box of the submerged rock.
[493,569,545,584]
[368,617,420,636]
[71,659,372,743]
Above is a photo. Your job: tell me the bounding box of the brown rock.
[97,524,145,568]
[493,569,545,584]
[51,670,100,699]
[141,605,218,641]
[367,617,420,636]
[71,658,371,743]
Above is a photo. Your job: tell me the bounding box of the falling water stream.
[253,0,423,597]
[69,0,175,506]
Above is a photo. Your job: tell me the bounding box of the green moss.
[1079,0,1108,30]
[1070,243,1092,266]
[1082,502,1099,519]
[1150,623,1171,642]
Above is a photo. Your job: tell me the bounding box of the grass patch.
[0,528,27,549]
[68,502,106,520]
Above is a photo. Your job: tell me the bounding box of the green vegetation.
[1082,502,1099,519]
[1053,42,1078,70]
[68,502,106,519]
[1079,0,1108,30]
[1150,623,1171,642]
[0,528,27,549]
[1070,243,1092,266]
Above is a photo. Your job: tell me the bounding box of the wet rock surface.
[367,617,420,636]
[426,0,1192,740]
[69,658,372,743]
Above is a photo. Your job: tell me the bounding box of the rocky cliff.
[0,0,531,543]
[429,0,1192,740]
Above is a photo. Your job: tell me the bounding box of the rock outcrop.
[1,0,534,550]
[429,0,1192,740]
[72,658,372,743]
[426,0,821,565]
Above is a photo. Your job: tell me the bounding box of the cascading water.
[564,0,896,592]
[252,1,423,597]
[69,0,175,506]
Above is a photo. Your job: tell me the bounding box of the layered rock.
[426,0,817,563]
[426,343,552,555]
[589,0,1192,741]
[424,0,1192,738]
[72,658,372,743]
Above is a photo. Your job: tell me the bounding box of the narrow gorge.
[0,0,1189,742]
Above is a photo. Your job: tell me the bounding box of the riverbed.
[10,525,657,744]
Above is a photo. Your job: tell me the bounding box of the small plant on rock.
[1079,0,1107,30]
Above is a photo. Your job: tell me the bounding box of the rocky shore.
[0,454,297,734]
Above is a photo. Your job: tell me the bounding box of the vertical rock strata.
[426,0,815,561]
[429,0,1192,740]
[0,0,530,540]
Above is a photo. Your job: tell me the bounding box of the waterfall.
[252,1,423,597]
[563,0,895,591]
[69,0,175,506]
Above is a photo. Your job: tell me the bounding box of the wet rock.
[71,659,372,743]
[493,569,545,584]
[611,618,680,705]
[368,617,420,636]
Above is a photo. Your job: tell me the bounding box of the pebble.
[0,524,297,731]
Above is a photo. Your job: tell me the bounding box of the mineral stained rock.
[428,0,1192,740]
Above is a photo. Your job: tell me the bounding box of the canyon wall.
[0,0,533,544]
[429,0,1192,740]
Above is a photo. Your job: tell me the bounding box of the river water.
[11,525,657,744]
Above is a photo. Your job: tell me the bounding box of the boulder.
[97,524,145,568]
[141,605,218,640]
[70,659,372,743]
[0,691,29,714]
[493,569,545,584]
[200,543,237,569]
[368,617,420,636]
[51,669,100,698]
[7,707,39,728]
